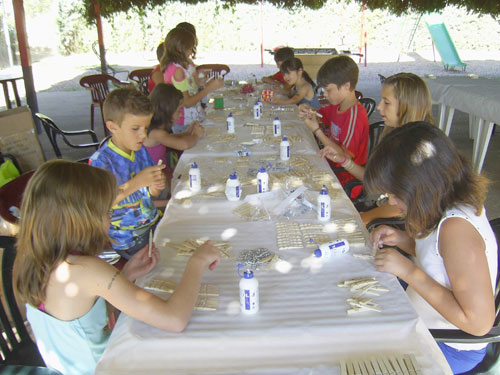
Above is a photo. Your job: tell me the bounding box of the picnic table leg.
[473,120,494,174]
[443,107,454,136]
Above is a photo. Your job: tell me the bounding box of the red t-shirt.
[318,102,369,190]
[272,71,285,84]
[147,64,161,94]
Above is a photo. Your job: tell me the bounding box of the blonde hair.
[381,73,434,137]
[14,160,117,306]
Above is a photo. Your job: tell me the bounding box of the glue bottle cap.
[320,185,328,194]
[191,162,198,169]
[259,167,266,173]
[282,136,288,141]
[314,249,322,257]
[274,116,279,121]
[228,112,233,117]
[243,270,254,279]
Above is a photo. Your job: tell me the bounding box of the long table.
[423,76,500,173]
[95,87,452,375]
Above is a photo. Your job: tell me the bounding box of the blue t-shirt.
[89,140,159,251]
[26,298,110,375]
[293,86,321,109]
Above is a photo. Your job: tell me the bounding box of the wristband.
[343,158,355,170]
[339,153,347,165]
[313,127,322,136]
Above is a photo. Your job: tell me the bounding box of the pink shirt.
[145,143,167,165]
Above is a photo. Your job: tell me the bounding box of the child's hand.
[135,165,166,189]
[122,242,160,282]
[319,144,346,163]
[298,104,313,120]
[374,247,415,279]
[207,78,224,92]
[192,123,205,138]
[191,240,220,271]
[370,225,403,249]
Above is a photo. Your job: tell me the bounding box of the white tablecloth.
[424,76,500,172]
[95,87,452,375]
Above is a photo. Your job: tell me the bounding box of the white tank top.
[407,205,497,350]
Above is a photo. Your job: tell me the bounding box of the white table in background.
[95,89,452,375]
[423,76,500,173]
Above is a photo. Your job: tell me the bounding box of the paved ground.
[3,50,500,220]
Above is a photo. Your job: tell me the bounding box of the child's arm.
[374,218,495,335]
[114,164,166,205]
[271,86,305,105]
[150,123,204,151]
[319,146,365,181]
[151,69,164,86]
[89,241,220,332]
[370,224,415,255]
[173,67,223,108]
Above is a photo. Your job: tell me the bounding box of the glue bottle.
[227,112,235,134]
[273,116,282,137]
[313,239,350,259]
[238,264,259,314]
[317,185,331,221]
[280,136,290,161]
[225,171,241,201]
[256,166,269,193]
[258,98,263,115]
[253,101,261,119]
[189,162,201,192]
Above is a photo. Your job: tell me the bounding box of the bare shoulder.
[173,67,186,81]
[439,216,485,257]
[67,255,120,286]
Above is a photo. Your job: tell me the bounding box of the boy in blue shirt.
[89,87,166,259]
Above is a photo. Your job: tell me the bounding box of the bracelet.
[313,127,322,136]
[338,153,347,165]
[343,158,355,171]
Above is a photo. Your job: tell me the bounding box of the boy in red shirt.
[298,55,368,197]
[262,47,294,92]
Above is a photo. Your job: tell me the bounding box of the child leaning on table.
[161,27,223,133]
[145,83,205,165]
[367,122,497,375]
[14,160,221,375]
[262,46,294,89]
[89,87,166,259]
[319,72,434,224]
[298,54,369,196]
[270,57,320,108]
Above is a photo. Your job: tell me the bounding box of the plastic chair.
[0,171,34,225]
[355,90,363,100]
[196,64,230,80]
[0,236,48,369]
[129,68,153,95]
[79,74,130,136]
[378,74,387,85]
[35,113,99,161]
[367,121,386,156]
[359,97,377,118]
[428,217,500,375]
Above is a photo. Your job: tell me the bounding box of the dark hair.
[103,87,153,125]
[280,57,316,88]
[274,47,294,63]
[176,22,196,36]
[317,54,358,90]
[156,42,164,62]
[161,27,197,70]
[149,83,184,133]
[364,121,488,238]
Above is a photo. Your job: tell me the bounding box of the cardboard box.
[296,54,333,80]
[0,106,45,172]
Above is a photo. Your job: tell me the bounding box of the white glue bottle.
[227,112,235,134]
[256,166,269,193]
[317,185,331,221]
[280,136,290,161]
[188,162,201,192]
[313,239,350,259]
[273,116,281,136]
[258,98,263,115]
[225,171,241,201]
[238,264,259,314]
[253,101,261,119]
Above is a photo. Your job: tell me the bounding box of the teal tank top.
[26,297,110,375]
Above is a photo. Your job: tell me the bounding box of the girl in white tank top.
[364,122,498,374]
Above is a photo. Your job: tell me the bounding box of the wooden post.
[12,0,39,128]
[93,0,107,74]
[260,0,263,68]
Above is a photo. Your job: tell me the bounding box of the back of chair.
[368,121,386,156]
[359,97,376,118]
[129,68,153,95]
[196,64,230,80]
[0,236,45,366]
[36,114,63,158]
[0,172,34,225]
[79,74,118,104]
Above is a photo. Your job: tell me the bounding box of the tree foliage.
[82,0,499,24]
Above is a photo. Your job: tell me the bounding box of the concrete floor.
[33,74,500,221]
